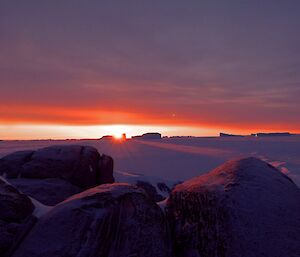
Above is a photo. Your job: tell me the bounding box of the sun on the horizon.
[105,125,128,141]
[113,132,124,140]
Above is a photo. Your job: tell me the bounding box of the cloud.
[1,1,300,131]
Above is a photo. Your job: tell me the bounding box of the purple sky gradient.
[1,1,300,137]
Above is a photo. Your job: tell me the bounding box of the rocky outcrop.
[9,178,82,206]
[0,145,114,188]
[0,145,115,205]
[2,153,300,257]
[0,178,35,257]
[166,157,300,257]
[114,171,174,202]
[136,180,165,202]
[157,182,172,195]
[0,151,34,178]
[13,183,171,257]
[98,154,114,184]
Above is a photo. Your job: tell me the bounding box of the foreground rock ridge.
[0,145,114,205]
[12,183,171,257]
[0,146,300,257]
[166,157,300,257]
[0,178,36,257]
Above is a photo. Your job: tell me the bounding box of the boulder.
[0,151,34,178]
[0,178,35,257]
[0,145,114,189]
[13,183,171,257]
[157,182,172,195]
[9,178,82,206]
[166,157,300,257]
[98,154,114,184]
[21,145,102,188]
[136,180,165,202]
[114,170,174,202]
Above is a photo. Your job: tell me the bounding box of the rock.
[157,182,172,194]
[13,183,171,257]
[98,154,114,184]
[0,151,34,178]
[0,178,35,257]
[136,180,165,202]
[114,170,175,202]
[166,157,300,257]
[21,145,101,188]
[9,178,82,206]
[0,145,114,189]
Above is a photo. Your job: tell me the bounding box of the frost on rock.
[13,183,172,257]
[167,157,300,257]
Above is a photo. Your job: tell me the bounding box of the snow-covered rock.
[13,183,172,257]
[166,157,300,257]
[0,178,36,257]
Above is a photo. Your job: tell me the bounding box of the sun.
[103,125,129,141]
[113,132,123,140]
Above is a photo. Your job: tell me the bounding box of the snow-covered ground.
[0,136,300,187]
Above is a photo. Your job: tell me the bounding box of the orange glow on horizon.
[2,104,300,130]
[1,123,300,141]
[1,104,300,140]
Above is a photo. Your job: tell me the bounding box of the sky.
[1,1,300,139]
